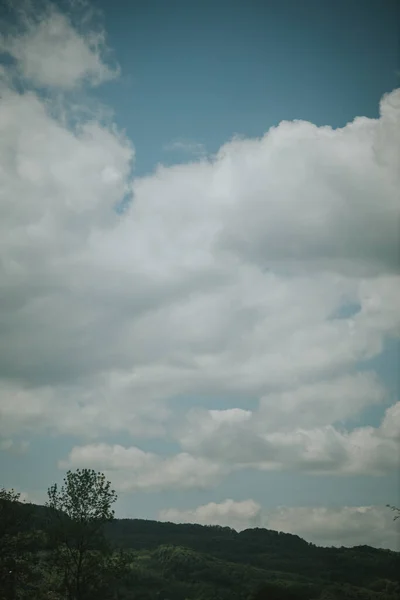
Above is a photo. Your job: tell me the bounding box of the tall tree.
[46,469,118,600]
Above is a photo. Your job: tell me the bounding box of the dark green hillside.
[1,476,399,600]
[104,518,399,588]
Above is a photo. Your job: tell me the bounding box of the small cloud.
[164,139,207,158]
[0,1,119,90]
[159,499,262,531]
[0,438,30,455]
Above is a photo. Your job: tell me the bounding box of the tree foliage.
[45,468,118,600]
[386,505,399,521]
[0,487,39,600]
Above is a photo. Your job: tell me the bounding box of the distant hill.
[7,501,400,599]
[104,517,400,585]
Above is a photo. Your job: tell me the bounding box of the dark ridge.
[3,500,399,599]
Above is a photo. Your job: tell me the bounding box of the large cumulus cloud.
[0,2,399,491]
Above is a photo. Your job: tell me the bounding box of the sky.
[0,0,399,551]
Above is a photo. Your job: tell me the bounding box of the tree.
[250,582,311,600]
[386,505,400,521]
[0,488,33,543]
[0,488,37,600]
[46,469,118,600]
[0,488,20,600]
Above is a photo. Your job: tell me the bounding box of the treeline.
[1,469,131,600]
[1,469,399,600]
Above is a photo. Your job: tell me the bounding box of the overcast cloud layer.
[0,1,399,549]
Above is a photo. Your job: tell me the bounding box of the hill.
[4,500,399,599]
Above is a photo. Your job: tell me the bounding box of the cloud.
[0,438,29,455]
[177,372,387,453]
[164,139,207,158]
[0,376,168,439]
[265,506,400,551]
[58,443,225,491]
[159,501,400,551]
[160,499,262,531]
[56,400,400,492]
[0,1,118,89]
[176,399,400,476]
[0,2,399,489]
[214,105,400,278]
[257,372,387,430]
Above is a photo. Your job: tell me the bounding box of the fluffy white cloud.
[0,2,399,489]
[177,399,400,476]
[178,372,387,452]
[159,501,400,551]
[59,443,225,491]
[380,402,400,440]
[56,400,399,492]
[215,110,400,277]
[0,1,118,89]
[160,499,262,531]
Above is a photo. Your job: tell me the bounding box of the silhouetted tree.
[386,504,400,521]
[0,488,34,600]
[46,469,117,600]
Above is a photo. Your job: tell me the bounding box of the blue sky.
[0,0,399,549]
[95,0,399,175]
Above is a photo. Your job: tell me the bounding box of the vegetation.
[45,469,120,599]
[1,476,399,600]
